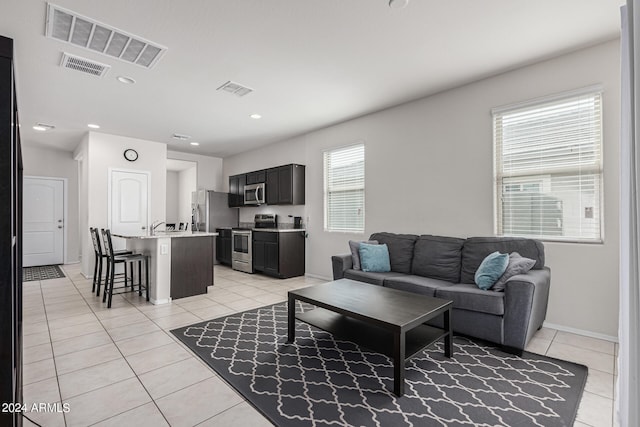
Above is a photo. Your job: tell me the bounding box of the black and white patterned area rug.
[171,302,587,427]
[23,265,65,282]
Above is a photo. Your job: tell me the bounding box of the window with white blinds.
[493,88,603,242]
[324,143,365,232]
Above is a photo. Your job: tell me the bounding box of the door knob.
[141,226,147,230]
[57,225,63,229]
[57,219,63,223]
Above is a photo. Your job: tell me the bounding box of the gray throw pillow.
[491,252,536,291]
[349,240,378,270]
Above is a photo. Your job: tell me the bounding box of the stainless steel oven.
[231,229,253,273]
[244,183,265,205]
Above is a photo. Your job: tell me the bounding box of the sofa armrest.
[503,267,551,352]
[331,254,353,280]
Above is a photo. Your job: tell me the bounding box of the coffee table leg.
[444,307,453,358]
[287,294,295,343]
[393,331,406,396]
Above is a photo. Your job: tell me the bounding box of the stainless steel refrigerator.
[192,190,239,232]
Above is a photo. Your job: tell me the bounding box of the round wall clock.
[123,149,138,162]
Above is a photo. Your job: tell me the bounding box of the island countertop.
[113,231,218,239]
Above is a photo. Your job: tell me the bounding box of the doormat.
[172,302,588,427]
[23,265,65,282]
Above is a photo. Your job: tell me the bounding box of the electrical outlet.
[161,244,168,255]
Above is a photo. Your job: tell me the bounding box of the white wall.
[178,166,197,224]
[75,132,167,277]
[22,145,80,263]
[167,150,223,191]
[223,40,620,338]
[166,171,180,223]
[73,135,89,275]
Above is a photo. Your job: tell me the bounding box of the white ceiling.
[1,0,623,158]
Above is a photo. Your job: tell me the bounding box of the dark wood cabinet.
[0,35,23,427]
[253,231,305,279]
[246,170,266,185]
[253,238,265,271]
[232,163,305,207]
[215,228,232,266]
[266,164,305,205]
[171,236,214,299]
[228,174,246,207]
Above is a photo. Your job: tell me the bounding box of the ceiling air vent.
[217,81,254,97]
[172,133,191,141]
[60,52,110,77]
[45,3,167,69]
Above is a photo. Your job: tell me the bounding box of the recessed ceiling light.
[87,123,100,129]
[190,142,200,146]
[33,123,55,131]
[117,76,136,84]
[250,114,262,119]
[389,0,409,8]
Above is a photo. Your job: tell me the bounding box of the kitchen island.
[113,231,218,304]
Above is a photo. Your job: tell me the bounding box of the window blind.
[324,144,365,232]
[494,90,602,242]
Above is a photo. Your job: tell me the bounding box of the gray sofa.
[331,233,551,354]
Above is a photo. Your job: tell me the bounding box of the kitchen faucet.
[150,220,165,236]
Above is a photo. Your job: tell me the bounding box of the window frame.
[492,85,604,244]
[323,142,366,234]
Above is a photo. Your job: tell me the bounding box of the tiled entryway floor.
[22,264,617,427]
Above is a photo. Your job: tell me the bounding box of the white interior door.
[109,169,149,251]
[23,177,65,267]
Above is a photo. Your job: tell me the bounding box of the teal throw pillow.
[359,243,391,273]
[475,251,509,290]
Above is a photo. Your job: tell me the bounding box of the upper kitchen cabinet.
[228,174,246,207]
[266,164,305,205]
[245,170,266,185]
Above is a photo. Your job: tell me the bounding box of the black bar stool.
[90,227,132,296]
[100,229,150,308]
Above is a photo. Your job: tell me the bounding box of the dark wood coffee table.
[287,278,453,396]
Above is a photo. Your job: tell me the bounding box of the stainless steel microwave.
[244,183,265,205]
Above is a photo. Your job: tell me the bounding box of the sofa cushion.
[349,240,378,270]
[412,235,464,283]
[474,251,509,290]
[460,237,545,284]
[343,269,406,287]
[369,232,418,274]
[492,252,536,291]
[436,284,505,316]
[359,243,391,272]
[383,275,454,297]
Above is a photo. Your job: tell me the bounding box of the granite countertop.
[113,231,219,239]
[252,228,306,233]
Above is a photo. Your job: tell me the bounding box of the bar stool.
[90,227,132,296]
[100,229,150,308]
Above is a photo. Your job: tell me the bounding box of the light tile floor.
[21,264,617,427]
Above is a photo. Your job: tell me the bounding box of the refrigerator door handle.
[194,203,200,231]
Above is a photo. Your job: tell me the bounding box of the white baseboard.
[543,321,618,343]
[305,273,332,281]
